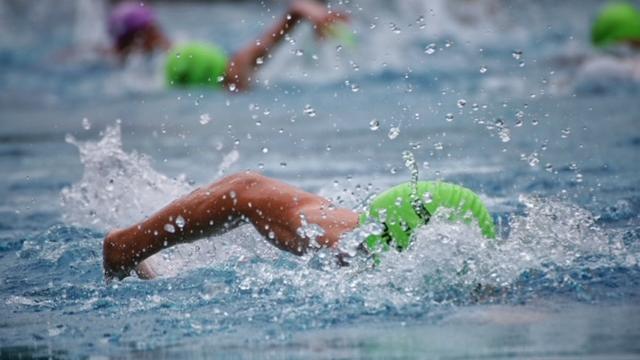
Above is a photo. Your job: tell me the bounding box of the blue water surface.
[1,0,640,358]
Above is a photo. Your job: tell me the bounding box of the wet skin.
[103,171,359,281]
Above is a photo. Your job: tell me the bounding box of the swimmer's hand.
[103,229,156,282]
[291,0,349,39]
[135,260,158,280]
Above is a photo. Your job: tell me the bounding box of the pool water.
[1,0,640,358]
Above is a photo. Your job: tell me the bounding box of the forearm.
[103,184,240,277]
[249,9,302,62]
[225,4,306,89]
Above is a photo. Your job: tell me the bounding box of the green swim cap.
[592,3,640,47]
[165,42,229,88]
[327,23,357,49]
[360,181,496,253]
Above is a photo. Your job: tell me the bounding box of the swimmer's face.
[140,24,169,53]
[115,24,169,57]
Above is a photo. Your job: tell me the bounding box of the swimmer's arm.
[225,0,347,91]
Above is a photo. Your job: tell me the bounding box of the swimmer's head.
[165,43,229,88]
[592,2,640,47]
[108,2,167,55]
[360,182,496,255]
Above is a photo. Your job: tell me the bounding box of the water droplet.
[228,83,237,92]
[280,161,287,167]
[561,128,571,138]
[499,127,511,143]
[294,49,304,56]
[261,147,269,154]
[544,163,554,173]
[422,192,433,204]
[433,142,444,150]
[512,50,523,60]
[472,103,480,112]
[164,223,176,233]
[175,215,186,229]
[457,99,466,108]
[303,104,316,117]
[575,173,583,183]
[388,127,400,140]
[325,145,332,151]
[350,83,360,92]
[255,120,262,126]
[369,119,380,131]
[81,117,91,130]
[424,43,436,55]
[336,45,343,52]
[479,65,488,74]
[239,278,251,291]
[394,197,403,206]
[199,113,211,125]
[515,111,524,127]
[445,113,454,122]
[255,57,264,65]
[389,23,401,34]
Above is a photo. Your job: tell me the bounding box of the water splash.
[402,150,425,218]
[58,125,638,310]
[60,125,190,230]
[60,125,269,277]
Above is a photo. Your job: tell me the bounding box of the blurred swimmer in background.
[575,2,640,91]
[549,2,640,93]
[591,2,640,49]
[107,0,349,91]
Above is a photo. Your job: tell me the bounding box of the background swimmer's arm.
[225,0,347,91]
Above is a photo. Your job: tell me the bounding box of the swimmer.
[591,2,640,49]
[103,171,495,281]
[107,0,349,91]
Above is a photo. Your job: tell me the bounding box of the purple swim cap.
[108,2,156,45]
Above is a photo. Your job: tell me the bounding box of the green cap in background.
[165,42,229,88]
[592,3,640,47]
